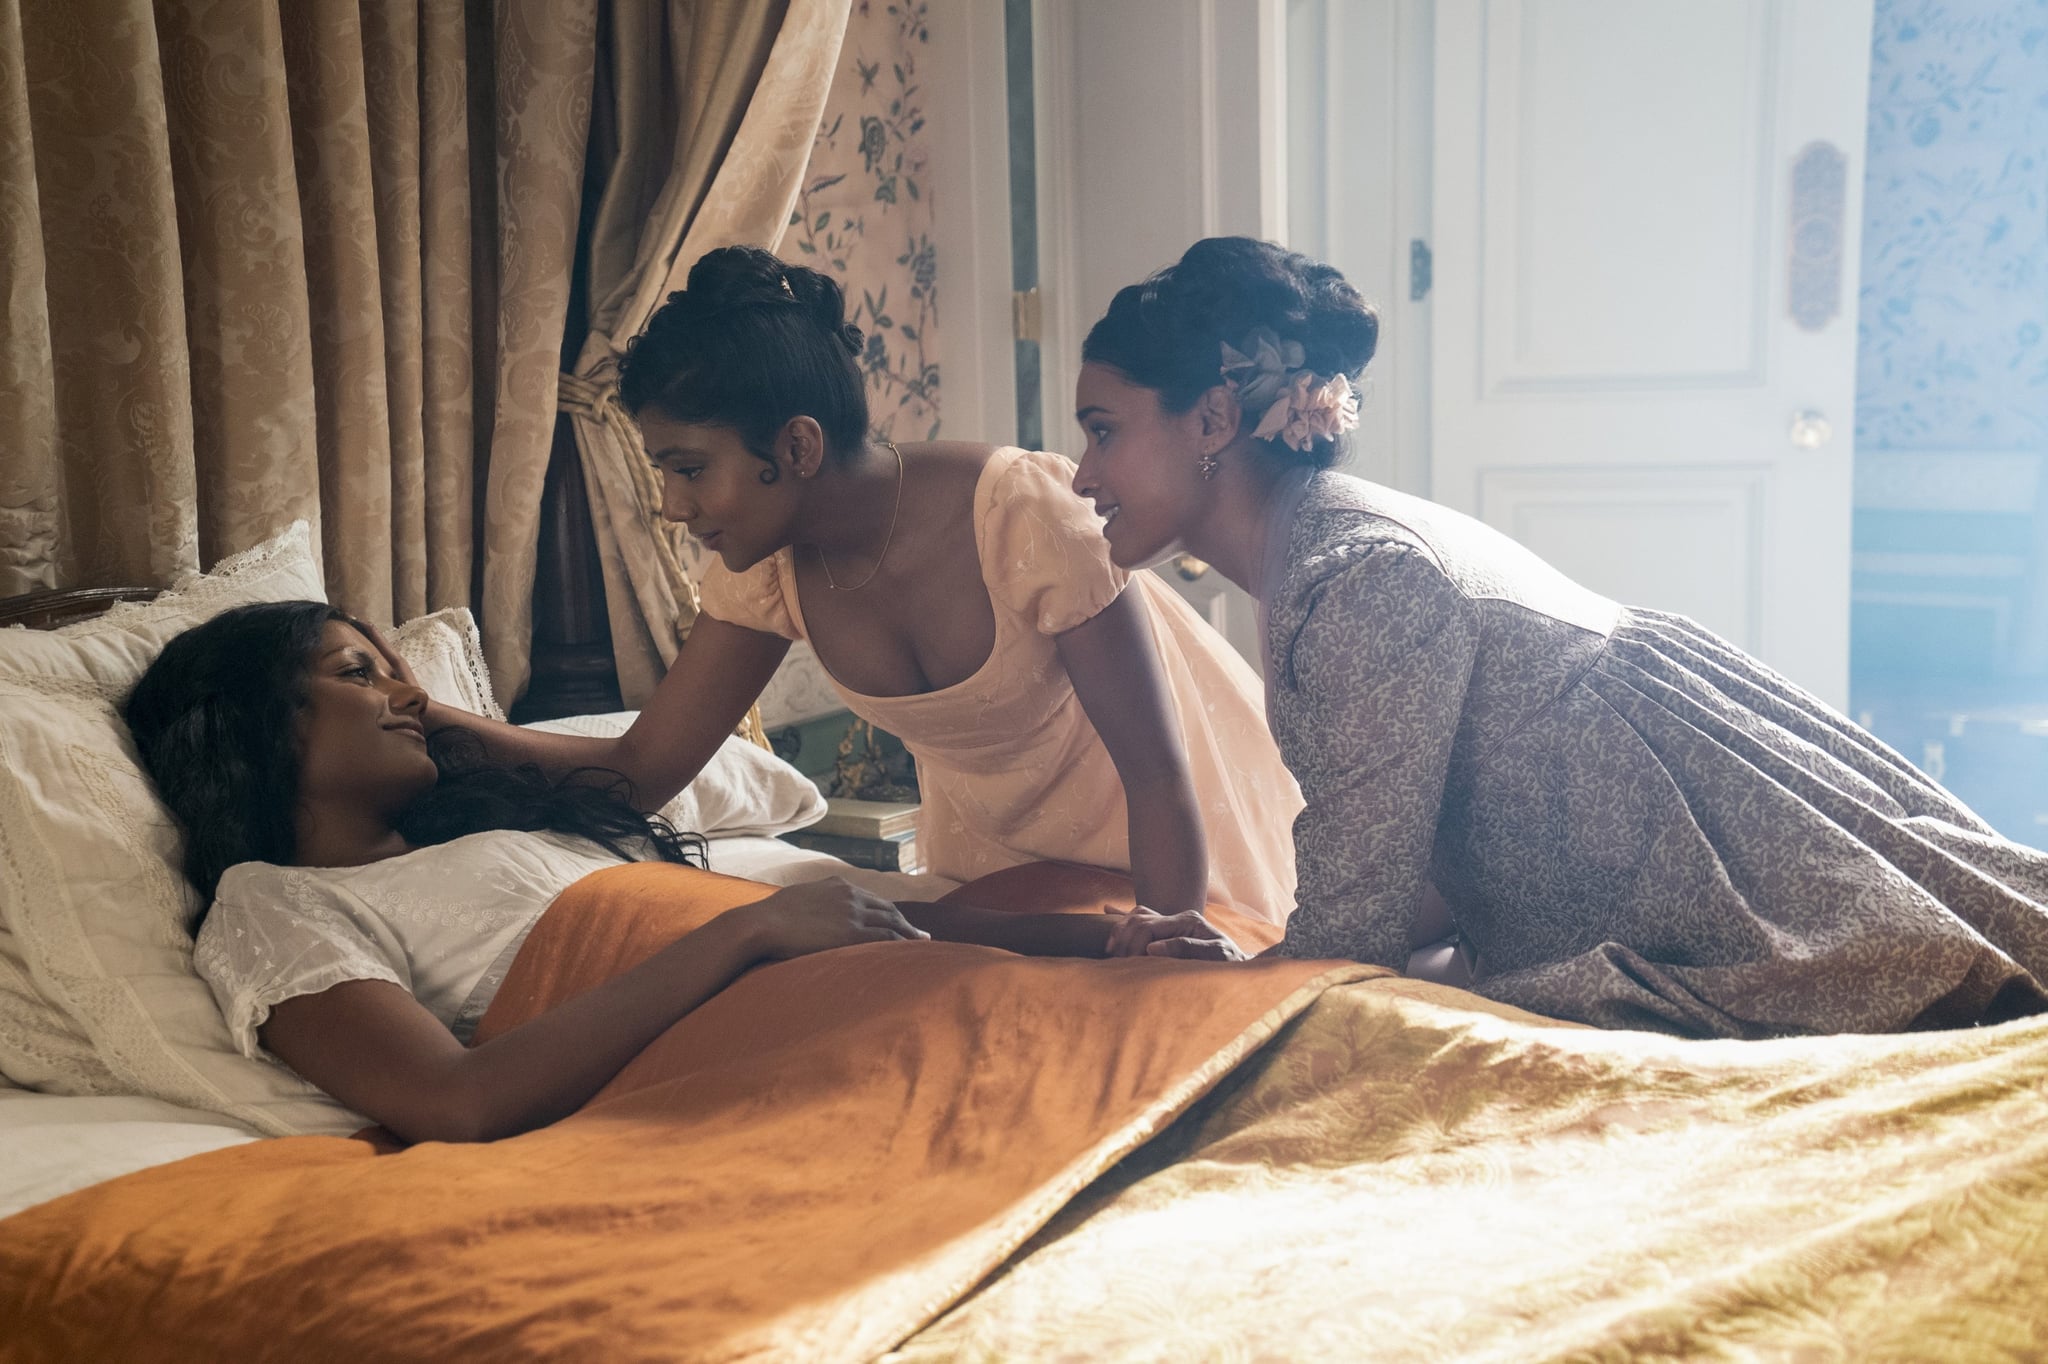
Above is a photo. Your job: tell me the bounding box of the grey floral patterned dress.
[1265,472,2048,1038]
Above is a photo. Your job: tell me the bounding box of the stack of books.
[780,797,924,873]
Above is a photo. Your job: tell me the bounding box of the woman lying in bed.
[125,602,1239,1146]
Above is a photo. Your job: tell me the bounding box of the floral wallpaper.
[1855,0,2047,449]
[756,1,944,733]
[1849,0,2048,847]
[786,0,941,442]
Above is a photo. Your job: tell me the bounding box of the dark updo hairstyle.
[1082,236,1378,469]
[125,601,705,912]
[617,245,870,483]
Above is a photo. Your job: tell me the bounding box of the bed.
[5,528,2047,1362]
[0,831,951,1224]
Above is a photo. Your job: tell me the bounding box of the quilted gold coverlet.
[892,977,2048,1361]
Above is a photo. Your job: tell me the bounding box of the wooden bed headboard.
[0,587,159,631]
[519,417,624,721]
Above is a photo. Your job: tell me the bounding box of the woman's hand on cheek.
[1103,907,1247,962]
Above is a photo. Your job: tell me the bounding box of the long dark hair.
[617,245,870,481]
[1082,236,1379,469]
[124,601,705,912]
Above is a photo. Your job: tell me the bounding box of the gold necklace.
[819,441,904,591]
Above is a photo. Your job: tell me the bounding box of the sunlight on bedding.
[888,982,2048,1361]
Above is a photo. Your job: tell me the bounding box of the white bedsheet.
[0,1091,261,1221]
[0,836,958,1222]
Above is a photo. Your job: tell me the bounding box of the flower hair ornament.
[1219,326,1361,452]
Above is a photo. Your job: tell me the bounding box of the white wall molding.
[1032,0,1082,448]
[1854,450,2043,513]
[1198,0,1222,239]
[1030,0,1285,664]
[1854,552,2030,579]
[1256,0,1288,242]
[1033,0,1290,450]
[1287,0,1432,494]
[924,0,1018,444]
[1852,588,2015,657]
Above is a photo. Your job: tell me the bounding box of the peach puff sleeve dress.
[698,447,1302,924]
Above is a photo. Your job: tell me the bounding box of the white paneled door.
[1431,0,1874,707]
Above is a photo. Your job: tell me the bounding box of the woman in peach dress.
[697,441,1295,914]
[424,247,1298,931]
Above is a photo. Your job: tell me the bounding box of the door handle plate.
[1788,142,1848,331]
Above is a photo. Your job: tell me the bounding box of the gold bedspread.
[8,858,2047,1361]
[892,977,2048,1362]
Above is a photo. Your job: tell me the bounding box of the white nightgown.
[195,830,625,1057]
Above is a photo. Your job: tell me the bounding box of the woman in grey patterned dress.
[1075,236,2048,1038]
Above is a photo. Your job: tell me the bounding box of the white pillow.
[0,522,360,1134]
[387,607,504,723]
[520,713,827,838]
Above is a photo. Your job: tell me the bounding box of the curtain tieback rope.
[557,371,621,426]
[555,363,707,630]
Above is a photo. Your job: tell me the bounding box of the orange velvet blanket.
[0,863,1372,1363]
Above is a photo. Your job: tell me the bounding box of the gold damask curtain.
[0,0,593,666]
[560,0,847,706]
